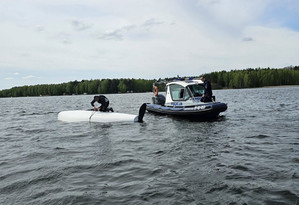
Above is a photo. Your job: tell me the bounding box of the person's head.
[200,76,206,82]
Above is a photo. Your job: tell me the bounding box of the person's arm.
[91,97,100,110]
[91,99,96,107]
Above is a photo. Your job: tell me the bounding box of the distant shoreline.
[1,67,298,97]
[214,85,299,91]
[262,85,299,88]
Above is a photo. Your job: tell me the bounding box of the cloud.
[71,20,92,31]
[35,25,45,32]
[22,75,40,79]
[141,18,164,28]
[98,27,130,40]
[242,37,253,42]
[97,18,165,40]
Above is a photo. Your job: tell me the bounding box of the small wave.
[228,185,245,195]
[229,165,250,172]
[36,194,100,205]
[292,158,299,163]
[292,171,299,179]
[150,168,164,176]
[0,161,8,166]
[265,190,299,205]
[0,170,61,195]
[206,184,229,193]
[104,158,144,169]
[0,168,36,182]
[54,147,65,150]
[153,150,165,156]
[247,134,270,139]
[29,187,64,201]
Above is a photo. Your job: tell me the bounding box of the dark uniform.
[201,80,213,102]
[91,95,110,112]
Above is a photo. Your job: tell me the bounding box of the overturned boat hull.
[58,103,146,123]
[58,110,139,123]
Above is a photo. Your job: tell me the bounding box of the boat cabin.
[164,79,205,106]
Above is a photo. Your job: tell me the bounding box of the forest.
[0,67,298,98]
[199,66,299,89]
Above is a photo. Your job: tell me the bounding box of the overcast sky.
[1,0,299,90]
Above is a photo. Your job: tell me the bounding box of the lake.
[0,86,298,204]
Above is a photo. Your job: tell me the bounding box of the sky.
[1,0,299,90]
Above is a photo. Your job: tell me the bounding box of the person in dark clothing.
[91,95,113,112]
[200,76,213,102]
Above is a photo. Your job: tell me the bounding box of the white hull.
[58,110,139,123]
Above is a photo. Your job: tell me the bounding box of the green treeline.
[0,78,155,97]
[0,67,298,97]
[203,66,299,89]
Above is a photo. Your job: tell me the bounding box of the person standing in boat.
[200,76,213,102]
[91,95,113,112]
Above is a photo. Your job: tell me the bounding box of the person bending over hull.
[91,95,114,112]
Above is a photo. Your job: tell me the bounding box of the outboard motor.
[152,94,165,106]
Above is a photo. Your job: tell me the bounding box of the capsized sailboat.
[58,103,146,123]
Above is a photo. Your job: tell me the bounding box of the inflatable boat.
[58,103,146,123]
[146,79,227,119]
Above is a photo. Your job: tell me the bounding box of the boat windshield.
[168,84,190,101]
[187,84,205,97]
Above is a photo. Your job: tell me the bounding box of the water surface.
[0,87,298,204]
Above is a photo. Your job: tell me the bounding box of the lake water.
[0,87,298,205]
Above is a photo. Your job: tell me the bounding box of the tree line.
[0,67,298,97]
[203,66,299,89]
[0,78,155,97]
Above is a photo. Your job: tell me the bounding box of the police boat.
[146,79,227,119]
